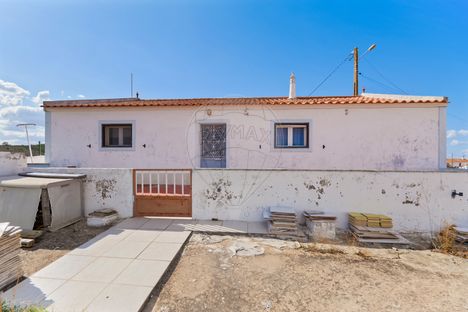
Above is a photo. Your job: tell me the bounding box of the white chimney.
[289,72,296,99]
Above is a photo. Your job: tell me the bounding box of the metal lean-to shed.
[0,175,82,231]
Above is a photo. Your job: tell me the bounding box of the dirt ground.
[150,234,468,312]
[19,220,112,277]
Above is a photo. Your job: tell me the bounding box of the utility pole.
[353,47,359,96]
[353,44,376,96]
[16,123,36,163]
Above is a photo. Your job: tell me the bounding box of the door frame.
[133,169,192,217]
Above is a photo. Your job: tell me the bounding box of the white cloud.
[447,129,468,139]
[0,79,30,106]
[450,139,468,146]
[77,94,85,99]
[0,79,47,144]
[447,130,457,139]
[32,90,51,106]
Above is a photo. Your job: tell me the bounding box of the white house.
[32,84,468,233]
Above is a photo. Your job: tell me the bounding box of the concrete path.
[1,218,268,312]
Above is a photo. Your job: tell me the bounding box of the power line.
[359,72,400,93]
[362,58,408,94]
[308,54,352,96]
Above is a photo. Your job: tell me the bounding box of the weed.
[1,301,47,312]
[301,244,345,255]
[432,224,456,254]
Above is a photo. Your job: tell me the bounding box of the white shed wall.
[46,104,444,171]
[0,152,27,176]
[29,167,134,218]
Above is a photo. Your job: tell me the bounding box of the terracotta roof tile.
[43,94,448,109]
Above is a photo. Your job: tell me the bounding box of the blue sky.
[0,0,467,157]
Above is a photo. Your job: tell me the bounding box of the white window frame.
[274,123,309,148]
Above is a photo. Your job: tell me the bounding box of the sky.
[0,0,467,157]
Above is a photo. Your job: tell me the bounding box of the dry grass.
[355,250,374,260]
[432,224,456,253]
[432,224,467,259]
[301,244,345,255]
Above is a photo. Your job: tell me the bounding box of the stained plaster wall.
[45,104,445,171]
[192,169,468,233]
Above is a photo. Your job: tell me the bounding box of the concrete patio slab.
[69,236,122,257]
[86,284,152,312]
[34,255,96,280]
[140,218,172,230]
[138,242,183,261]
[124,229,162,242]
[1,277,65,306]
[114,217,149,230]
[41,280,107,312]
[114,259,169,287]
[102,240,150,259]
[154,230,191,243]
[71,257,133,283]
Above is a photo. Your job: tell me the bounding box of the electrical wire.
[307,54,352,96]
[359,72,400,93]
[362,58,408,94]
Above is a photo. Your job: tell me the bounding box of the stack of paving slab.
[454,226,468,244]
[349,212,393,228]
[348,212,409,245]
[263,206,298,236]
[0,222,22,289]
[303,211,337,240]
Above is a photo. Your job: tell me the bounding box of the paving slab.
[124,229,162,242]
[69,235,122,257]
[41,280,107,312]
[114,259,169,287]
[102,240,150,258]
[86,284,152,312]
[114,217,149,230]
[34,255,96,280]
[71,257,133,283]
[154,230,191,243]
[138,242,183,261]
[139,218,172,230]
[2,277,65,306]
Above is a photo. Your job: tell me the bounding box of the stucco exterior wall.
[25,166,467,233]
[28,167,134,217]
[0,152,27,176]
[192,169,468,233]
[45,104,444,170]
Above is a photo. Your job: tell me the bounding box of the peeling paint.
[95,179,116,199]
[205,178,234,203]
